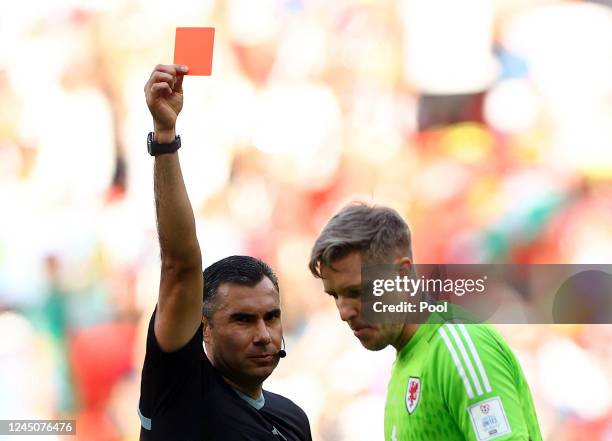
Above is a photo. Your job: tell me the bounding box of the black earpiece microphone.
[277,336,287,358]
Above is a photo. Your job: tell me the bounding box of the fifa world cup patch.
[405,377,421,414]
[468,396,511,440]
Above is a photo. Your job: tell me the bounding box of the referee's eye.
[231,313,255,323]
[264,309,281,321]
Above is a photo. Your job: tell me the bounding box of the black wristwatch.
[147,132,181,156]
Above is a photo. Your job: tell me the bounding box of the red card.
[173,27,215,76]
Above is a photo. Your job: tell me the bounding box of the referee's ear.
[203,316,212,345]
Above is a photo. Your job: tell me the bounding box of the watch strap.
[147,132,181,156]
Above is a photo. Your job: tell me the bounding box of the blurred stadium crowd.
[1,0,612,439]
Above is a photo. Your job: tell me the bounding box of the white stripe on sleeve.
[458,323,492,393]
[445,323,484,396]
[438,326,475,399]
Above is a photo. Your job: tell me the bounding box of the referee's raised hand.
[144,64,189,141]
[144,63,202,354]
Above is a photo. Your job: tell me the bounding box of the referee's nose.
[253,318,273,345]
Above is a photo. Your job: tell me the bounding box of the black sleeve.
[283,400,312,441]
[138,307,207,440]
[263,391,313,441]
[143,307,204,367]
[297,406,313,441]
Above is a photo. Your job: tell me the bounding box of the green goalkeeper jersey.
[384,316,542,441]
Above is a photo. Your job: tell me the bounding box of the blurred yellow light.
[440,123,494,164]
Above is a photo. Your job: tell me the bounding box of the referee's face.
[206,277,283,386]
[320,251,404,351]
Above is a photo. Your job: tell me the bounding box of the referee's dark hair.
[202,255,280,323]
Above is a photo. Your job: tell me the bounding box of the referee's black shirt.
[139,310,312,441]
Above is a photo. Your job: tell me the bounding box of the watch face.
[147,132,154,155]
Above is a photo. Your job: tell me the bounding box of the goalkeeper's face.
[320,251,406,351]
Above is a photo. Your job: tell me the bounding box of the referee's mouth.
[248,353,278,362]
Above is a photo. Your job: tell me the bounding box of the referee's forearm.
[154,151,202,271]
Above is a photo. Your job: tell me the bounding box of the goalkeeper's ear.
[394,257,413,278]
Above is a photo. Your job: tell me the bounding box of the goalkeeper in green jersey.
[309,203,543,441]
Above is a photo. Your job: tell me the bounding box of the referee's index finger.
[153,64,189,75]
